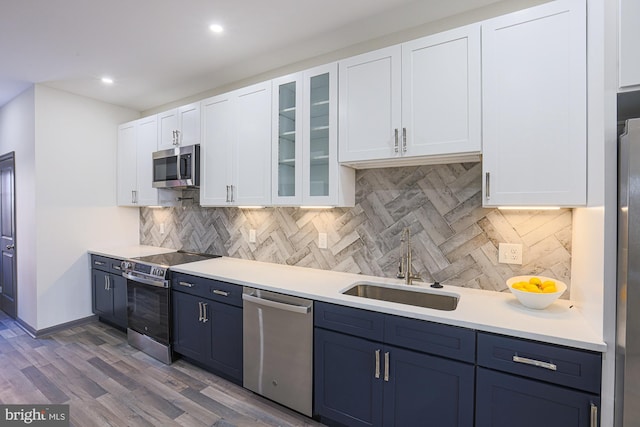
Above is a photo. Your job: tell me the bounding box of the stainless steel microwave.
[152,145,200,189]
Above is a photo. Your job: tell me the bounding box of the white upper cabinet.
[200,82,272,207]
[338,25,481,167]
[402,24,481,158]
[273,63,355,206]
[157,102,200,150]
[117,116,159,206]
[339,46,402,164]
[481,0,586,207]
[619,0,640,90]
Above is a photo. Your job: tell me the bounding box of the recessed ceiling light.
[101,77,114,85]
[209,24,224,33]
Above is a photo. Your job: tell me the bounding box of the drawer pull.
[375,349,380,379]
[512,355,557,371]
[212,289,229,297]
[94,261,106,266]
[179,281,195,288]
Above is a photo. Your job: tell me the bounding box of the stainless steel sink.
[342,282,459,311]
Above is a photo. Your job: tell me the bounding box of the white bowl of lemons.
[507,275,567,309]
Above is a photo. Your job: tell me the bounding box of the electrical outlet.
[499,243,523,265]
[249,229,256,243]
[159,223,165,235]
[318,233,328,249]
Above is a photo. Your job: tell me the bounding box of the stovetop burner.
[131,250,220,267]
[122,250,221,288]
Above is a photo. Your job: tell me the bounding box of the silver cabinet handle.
[226,185,230,203]
[94,260,106,266]
[179,281,195,288]
[112,265,121,271]
[402,127,407,152]
[198,301,203,322]
[212,289,229,297]
[230,185,234,203]
[5,244,14,250]
[590,403,598,427]
[512,355,557,371]
[394,128,399,153]
[104,275,110,291]
[201,302,209,323]
[375,349,381,379]
[242,293,311,314]
[384,351,390,382]
[485,172,490,199]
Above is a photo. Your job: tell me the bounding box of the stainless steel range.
[121,251,219,363]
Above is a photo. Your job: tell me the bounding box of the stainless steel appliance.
[242,288,313,416]
[121,251,218,364]
[152,144,200,189]
[616,118,640,426]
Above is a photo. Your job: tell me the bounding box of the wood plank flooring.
[0,311,325,427]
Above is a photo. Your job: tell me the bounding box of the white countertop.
[171,256,606,353]
[87,246,605,353]
[89,245,176,259]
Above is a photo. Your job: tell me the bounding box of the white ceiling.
[0,0,502,112]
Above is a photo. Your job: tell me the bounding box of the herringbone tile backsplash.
[140,163,571,292]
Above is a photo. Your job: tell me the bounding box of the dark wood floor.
[0,311,325,427]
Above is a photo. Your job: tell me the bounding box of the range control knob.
[121,261,132,270]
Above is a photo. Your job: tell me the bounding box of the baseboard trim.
[16,315,98,338]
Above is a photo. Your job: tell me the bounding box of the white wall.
[31,85,139,330]
[0,87,38,327]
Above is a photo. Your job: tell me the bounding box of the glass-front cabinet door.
[303,64,336,204]
[272,74,303,204]
[273,63,345,206]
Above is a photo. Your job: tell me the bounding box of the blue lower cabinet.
[314,328,383,427]
[475,367,600,427]
[172,289,243,385]
[384,346,474,427]
[314,327,475,427]
[91,263,127,330]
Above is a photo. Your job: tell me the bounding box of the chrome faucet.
[396,227,421,285]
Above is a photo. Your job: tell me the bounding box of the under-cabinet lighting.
[300,206,334,210]
[498,206,561,210]
[101,76,114,85]
[209,24,224,33]
[238,206,265,209]
[147,206,166,209]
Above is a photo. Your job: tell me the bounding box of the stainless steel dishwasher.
[242,287,313,416]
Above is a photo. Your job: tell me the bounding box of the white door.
[402,24,481,157]
[619,0,640,89]
[200,95,234,206]
[117,122,138,206]
[481,0,586,206]
[157,109,178,151]
[177,103,201,146]
[136,115,159,206]
[233,82,272,206]
[338,45,402,163]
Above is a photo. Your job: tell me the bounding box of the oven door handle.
[122,272,169,288]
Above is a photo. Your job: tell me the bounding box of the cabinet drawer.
[314,302,384,342]
[477,332,601,394]
[385,315,476,363]
[108,258,124,275]
[91,255,113,272]
[172,273,242,307]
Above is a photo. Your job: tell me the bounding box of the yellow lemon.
[525,284,540,292]
[542,285,557,293]
[529,277,542,286]
[541,280,556,289]
[512,282,525,290]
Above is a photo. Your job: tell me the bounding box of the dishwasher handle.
[242,293,311,314]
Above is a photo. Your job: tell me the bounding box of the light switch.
[159,223,165,235]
